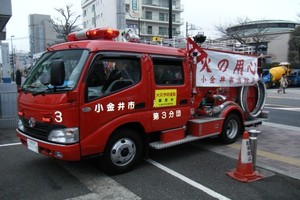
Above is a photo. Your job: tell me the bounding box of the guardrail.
[0,83,18,129]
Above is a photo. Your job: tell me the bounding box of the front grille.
[21,118,66,141]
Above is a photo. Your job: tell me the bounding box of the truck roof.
[50,40,186,58]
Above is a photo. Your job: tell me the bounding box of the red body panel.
[188,118,224,136]
[160,127,185,143]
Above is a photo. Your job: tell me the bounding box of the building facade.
[28,14,64,56]
[81,0,184,41]
[0,0,12,40]
[218,20,299,63]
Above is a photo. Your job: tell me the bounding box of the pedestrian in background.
[278,74,289,94]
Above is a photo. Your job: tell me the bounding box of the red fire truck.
[16,27,267,174]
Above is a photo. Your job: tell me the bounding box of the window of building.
[126,4,130,13]
[159,0,176,8]
[172,28,178,35]
[145,11,152,20]
[83,10,87,17]
[159,27,168,35]
[145,0,153,5]
[159,13,168,21]
[147,26,152,34]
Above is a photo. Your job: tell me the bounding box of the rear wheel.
[101,128,143,174]
[219,113,242,144]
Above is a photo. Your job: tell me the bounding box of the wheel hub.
[110,138,136,167]
[227,119,238,139]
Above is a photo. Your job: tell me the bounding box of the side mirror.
[16,69,22,86]
[50,60,65,86]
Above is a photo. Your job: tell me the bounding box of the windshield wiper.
[22,85,39,94]
[32,87,53,96]
[31,85,72,96]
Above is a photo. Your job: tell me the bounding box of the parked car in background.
[287,69,300,87]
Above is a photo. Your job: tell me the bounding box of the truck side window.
[153,59,183,85]
[87,57,141,101]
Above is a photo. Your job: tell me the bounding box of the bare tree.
[50,4,81,42]
[215,17,272,53]
[288,26,300,65]
[215,17,251,44]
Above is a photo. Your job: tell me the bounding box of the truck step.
[244,117,268,127]
[149,133,219,150]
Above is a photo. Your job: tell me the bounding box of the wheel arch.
[107,122,148,157]
[220,103,244,123]
[220,106,245,134]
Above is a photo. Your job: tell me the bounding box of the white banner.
[196,49,259,87]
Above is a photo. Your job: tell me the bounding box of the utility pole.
[186,22,202,37]
[186,22,188,37]
[10,35,15,81]
[168,0,172,39]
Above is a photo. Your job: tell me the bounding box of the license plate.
[27,139,39,153]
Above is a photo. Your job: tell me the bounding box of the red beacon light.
[67,27,120,41]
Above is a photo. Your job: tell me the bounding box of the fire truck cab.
[16,28,267,174]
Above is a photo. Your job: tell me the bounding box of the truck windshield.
[22,49,89,94]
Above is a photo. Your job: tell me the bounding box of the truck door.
[79,52,148,155]
[150,56,191,131]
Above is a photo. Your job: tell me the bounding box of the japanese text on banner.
[196,50,259,87]
[187,38,259,87]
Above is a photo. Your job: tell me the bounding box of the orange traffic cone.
[227,131,263,182]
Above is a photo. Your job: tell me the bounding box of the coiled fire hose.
[240,80,267,118]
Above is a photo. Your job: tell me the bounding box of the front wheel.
[219,113,242,144]
[101,128,143,175]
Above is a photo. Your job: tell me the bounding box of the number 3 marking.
[54,111,63,123]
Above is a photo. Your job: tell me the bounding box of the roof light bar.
[67,27,120,42]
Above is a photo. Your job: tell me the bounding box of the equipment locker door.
[150,56,191,131]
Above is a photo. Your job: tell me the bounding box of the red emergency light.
[67,27,120,41]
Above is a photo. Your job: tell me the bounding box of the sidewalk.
[202,122,300,180]
[202,87,300,179]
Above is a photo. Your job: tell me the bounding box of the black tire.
[219,113,242,144]
[101,128,143,175]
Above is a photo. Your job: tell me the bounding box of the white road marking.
[264,107,300,111]
[0,142,21,147]
[264,103,300,112]
[146,159,231,200]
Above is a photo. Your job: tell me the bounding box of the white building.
[217,20,300,63]
[81,0,184,41]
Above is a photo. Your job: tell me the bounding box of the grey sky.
[4,0,300,52]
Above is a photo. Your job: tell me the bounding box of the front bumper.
[17,129,81,161]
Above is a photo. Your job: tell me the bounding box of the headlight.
[18,119,25,131]
[48,128,79,144]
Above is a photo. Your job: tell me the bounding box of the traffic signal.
[10,54,14,66]
[193,33,206,44]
